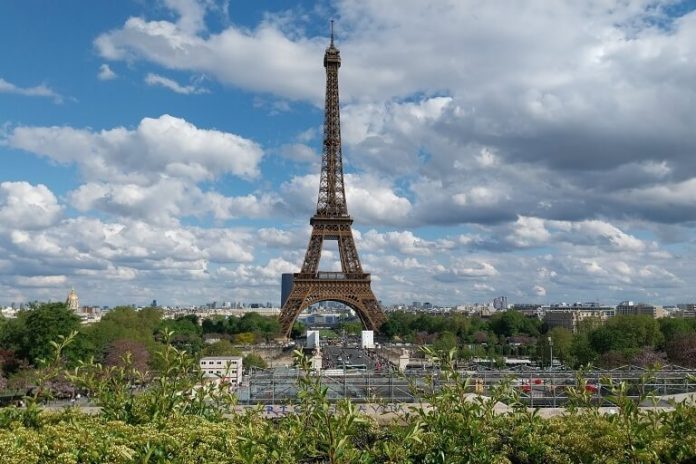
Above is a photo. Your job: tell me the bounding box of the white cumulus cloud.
[0,182,62,229]
[8,114,263,183]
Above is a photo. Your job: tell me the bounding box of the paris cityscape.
[2,1,696,462]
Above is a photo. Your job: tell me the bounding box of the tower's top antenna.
[330,19,334,47]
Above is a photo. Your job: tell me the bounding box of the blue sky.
[2,0,696,307]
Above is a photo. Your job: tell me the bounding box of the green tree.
[224,316,240,334]
[238,312,265,333]
[379,318,401,338]
[8,303,83,365]
[337,320,363,336]
[318,329,338,339]
[659,317,696,348]
[138,307,164,330]
[380,311,413,338]
[234,332,257,344]
[236,312,280,341]
[291,320,307,338]
[590,315,663,356]
[258,317,281,342]
[202,340,242,357]
[84,306,162,349]
[548,327,574,366]
[201,315,227,334]
[432,331,458,353]
[158,316,203,355]
[570,330,597,367]
[489,310,541,338]
[0,315,27,358]
[81,306,162,365]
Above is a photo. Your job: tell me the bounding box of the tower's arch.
[280,291,382,334]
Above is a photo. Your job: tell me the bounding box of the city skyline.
[2,1,696,306]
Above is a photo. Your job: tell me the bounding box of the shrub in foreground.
[0,338,695,463]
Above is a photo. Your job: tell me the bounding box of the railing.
[294,272,369,280]
[236,368,696,407]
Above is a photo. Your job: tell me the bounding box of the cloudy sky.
[2,0,696,307]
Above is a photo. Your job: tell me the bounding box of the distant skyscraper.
[66,288,80,312]
[493,296,508,311]
[281,273,294,308]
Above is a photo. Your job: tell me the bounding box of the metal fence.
[236,367,696,407]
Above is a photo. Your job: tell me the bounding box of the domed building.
[65,288,80,312]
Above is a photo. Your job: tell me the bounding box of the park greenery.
[0,304,695,461]
[2,303,696,393]
[0,333,695,463]
[0,304,278,392]
[381,310,696,369]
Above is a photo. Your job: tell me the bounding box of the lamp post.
[548,336,554,371]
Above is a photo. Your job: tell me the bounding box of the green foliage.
[233,332,257,344]
[2,333,696,462]
[537,327,574,367]
[81,306,162,363]
[0,303,83,366]
[337,320,363,335]
[241,313,281,342]
[201,315,230,334]
[201,312,281,342]
[157,316,203,355]
[381,311,540,358]
[286,351,372,463]
[432,331,458,353]
[0,317,26,361]
[489,310,541,338]
[380,311,460,339]
[659,317,694,340]
[381,312,696,369]
[201,339,242,357]
[570,329,597,366]
[290,320,307,338]
[590,315,663,357]
[0,304,226,378]
[411,347,511,462]
[319,329,339,339]
[68,330,237,425]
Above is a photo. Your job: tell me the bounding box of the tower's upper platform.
[324,21,341,68]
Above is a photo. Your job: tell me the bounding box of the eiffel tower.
[278,23,387,337]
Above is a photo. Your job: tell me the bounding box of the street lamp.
[548,336,554,371]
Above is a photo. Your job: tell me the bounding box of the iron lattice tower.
[278,24,387,337]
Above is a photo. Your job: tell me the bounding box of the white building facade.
[199,356,243,385]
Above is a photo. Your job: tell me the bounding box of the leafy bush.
[1,338,696,463]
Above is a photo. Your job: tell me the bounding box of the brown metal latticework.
[278,25,387,337]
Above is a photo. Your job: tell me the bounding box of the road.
[321,345,381,370]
